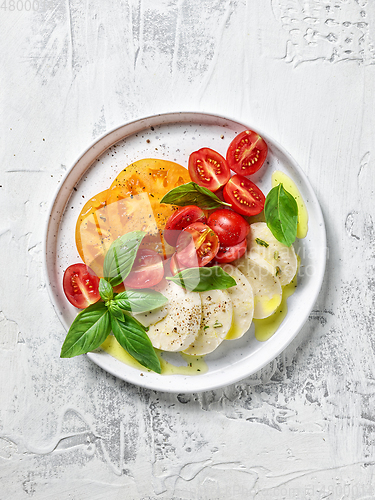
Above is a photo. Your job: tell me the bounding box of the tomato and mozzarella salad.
[61,130,301,370]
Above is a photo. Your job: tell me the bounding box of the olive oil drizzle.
[271,170,308,239]
[251,171,307,341]
[253,271,298,342]
[101,335,208,375]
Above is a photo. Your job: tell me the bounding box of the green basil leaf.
[99,279,113,302]
[103,231,146,286]
[108,302,124,320]
[264,183,298,247]
[113,289,168,313]
[60,302,111,358]
[110,312,161,374]
[166,266,236,292]
[160,182,231,210]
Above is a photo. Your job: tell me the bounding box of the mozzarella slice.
[220,264,254,339]
[234,252,282,319]
[248,222,297,286]
[146,280,202,352]
[134,305,168,328]
[183,290,233,356]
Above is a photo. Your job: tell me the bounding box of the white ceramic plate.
[44,112,326,393]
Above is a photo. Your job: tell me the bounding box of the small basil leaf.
[264,183,298,247]
[113,289,168,313]
[166,266,236,292]
[60,302,111,358]
[99,279,113,301]
[160,182,231,210]
[108,302,125,320]
[110,312,161,374]
[103,231,146,286]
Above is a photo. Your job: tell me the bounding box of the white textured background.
[1,0,374,499]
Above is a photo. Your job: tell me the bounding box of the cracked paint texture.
[271,0,375,66]
[1,0,375,498]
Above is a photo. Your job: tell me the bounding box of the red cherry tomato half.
[207,209,250,247]
[175,222,220,268]
[226,130,268,176]
[123,249,164,289]
[164,205,206,246]
[188,148,230,192]
[63,263,101,309]
[223,174,265,217]
[213,239,247,264]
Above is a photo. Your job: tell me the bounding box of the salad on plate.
[60,129,306,375]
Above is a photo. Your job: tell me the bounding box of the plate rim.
[43,111,327,393]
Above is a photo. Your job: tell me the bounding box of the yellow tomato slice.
[106,158,190,224]
[75,190,115,277]
[106,159,191,258]
[75,159,190,278]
